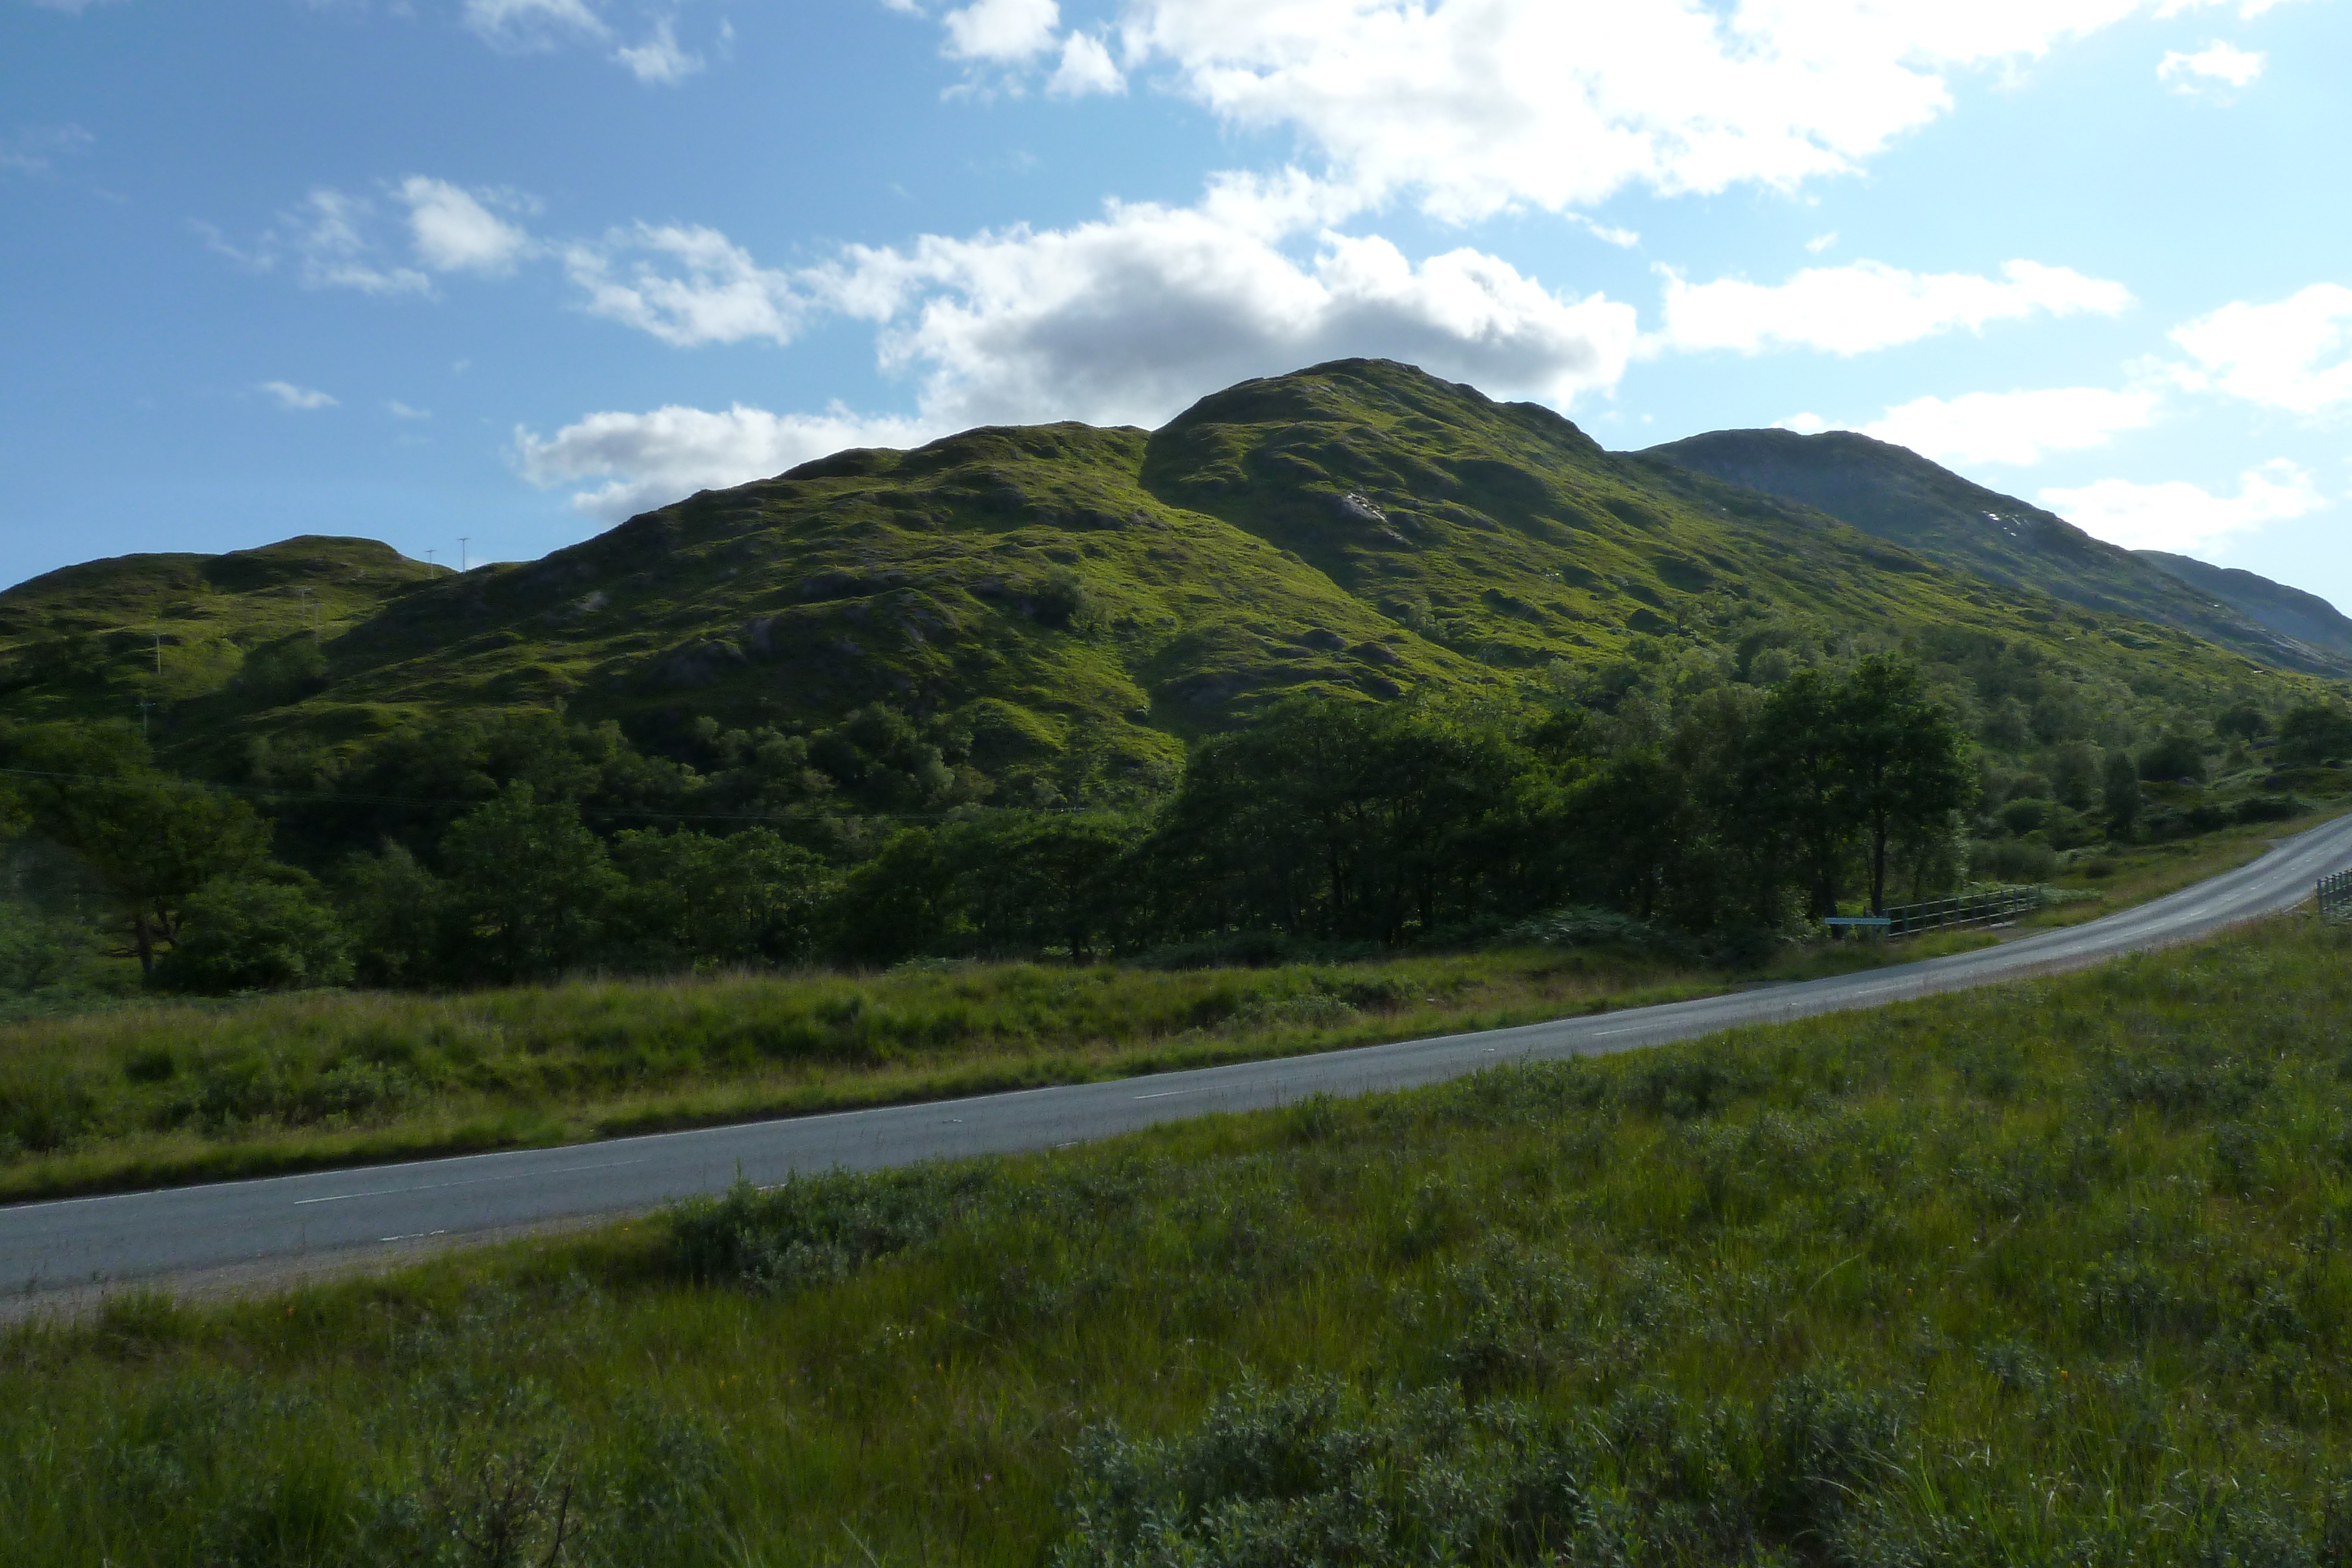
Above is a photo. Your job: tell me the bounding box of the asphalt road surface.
[9,811,2352,1311]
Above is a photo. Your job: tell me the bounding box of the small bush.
[1972,838,2057,882]
[667,1168,991,1293]
[2234,793,2306,824]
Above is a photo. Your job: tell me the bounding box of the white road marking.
[292,1158,647,1206]
[1133,1089,1200,1100]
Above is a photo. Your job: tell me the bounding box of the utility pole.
[426,549,437,573]
[152,633,163,677]
[136,698,154,738]
[459,537,470,574]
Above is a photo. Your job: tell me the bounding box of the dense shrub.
[155,876,352,994]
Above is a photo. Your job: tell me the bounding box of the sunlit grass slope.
[2,362,2333,775]
[11,914,2352,1563]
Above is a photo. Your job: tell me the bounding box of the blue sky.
[5,0,2350,610]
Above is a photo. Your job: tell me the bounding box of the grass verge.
[9,912,2352,1563]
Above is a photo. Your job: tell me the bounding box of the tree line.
[6,657,2349,993]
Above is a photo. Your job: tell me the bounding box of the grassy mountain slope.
[0,536,440,729]
[2139,549,2352,661]
[1638,427,2350,676]
[0,363,2332,790]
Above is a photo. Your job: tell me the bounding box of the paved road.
[9,813,2352,1309]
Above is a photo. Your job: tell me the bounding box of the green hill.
[0,535,440,730]
[2139,549,2352,662]
[1637,427,2351,677]
[0,362,2334,801]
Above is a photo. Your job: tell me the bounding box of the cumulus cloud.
[398,177,533,275]
[2170,283,2352,414]
[1048,31,1126,95]
[2159,39,2264,94]
[386,400,433,419]
[615,16,704,83]
[515,403,936,519]
[943,0,1060,61]
[1654,259,2132,356]
[805,199,1635,430]
[530,180,1638,518]
[259,381,338,410]
[2040,459,2323,552]
[1856,387,2162,466]
[1057,0,2292,223]
[562,223,806,346]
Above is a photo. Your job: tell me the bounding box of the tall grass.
[0,945,1793,1201]
[8,914,2352,1562]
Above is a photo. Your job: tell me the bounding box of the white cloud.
[614,16,704,83]
[1805,231,1838,255]
[1859,387,2162,466]
[386,400,433,419]
[515,403,937,519]
[2170,284,2352,414]
[260,381,338,411]
[283,189,433,295]
[530,181,1639,518]
[1654,259,2132,356]
[0,123,93,175]
[807,198,1636,430]
[943,0,1060,61]
[397,176,532,275]
[22,0,125,11]
[2040,459,2323,552]
[2159,39,2264,93]
[1088,0,2295,225]
[1047,31,1127,95]
[461,0,607,48]
[563,223,806,346]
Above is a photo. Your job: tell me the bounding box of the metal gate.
[1873,884,2044,938]
[2320,870,2352,922]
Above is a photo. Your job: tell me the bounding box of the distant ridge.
[1636,427,2351,677]
[2137,550,2352,663]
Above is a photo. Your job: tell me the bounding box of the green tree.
[2,730,273,976]
[607,828,830,971]
[437,783,620,982]
[2102,749,2143,838]
[1837,656,1975,915]
[2278,704,2352,766]
[155,875,352,993]
[825,828,957,965]
[946,814,1143,961]
[1743,670,1849,920]
[339,841,450,988]
[2137,733,2207,784]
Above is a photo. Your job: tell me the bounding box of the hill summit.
[0,361,2334,805]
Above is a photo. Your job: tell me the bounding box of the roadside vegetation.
[1,691,2344,1201]
[11,912,2352,1563]
[0,928,2029,1202]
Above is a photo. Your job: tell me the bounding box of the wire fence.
[1826,884,2046,940]
[2320,870,2352,922]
